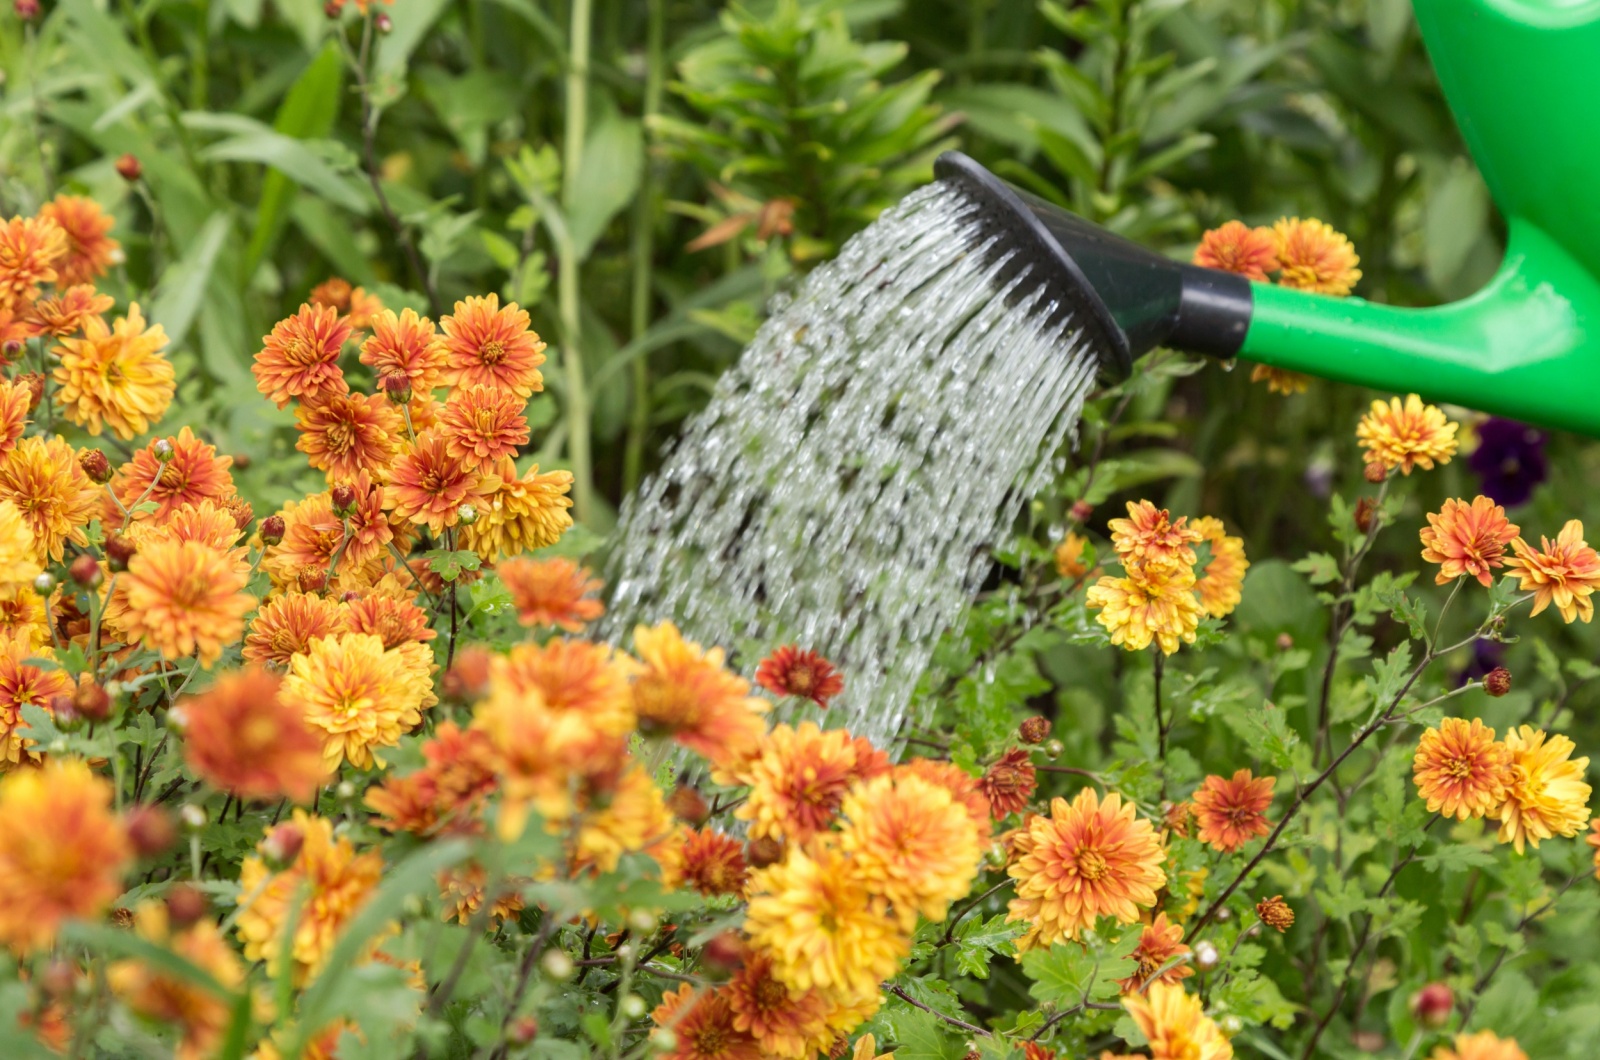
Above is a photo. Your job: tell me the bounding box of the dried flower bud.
[701,931,745,974]
[125,805,177,858]
[165,884,208,929]
[1410,982,1454,1029]
[18,372,44,411]
[442,645,493,702]
[296,566,329,594]
[69,553,102,588]
[261,822,304,866]
[341,590,361,604]
[746,836,784,869]
[330,483,358,517]
[456,503,478,526]
[1354,496,1377,534]
[1194,940,1220,969]
[231,452,252,471]
[1068,499,1094,524]
[13,0,39,20]
[828,1037,851,1060]
[1483,666,1511,697]
[1363,461,1388,484]
[1018,716,1051,744]
[380,373,412,405]
[323,0,342,16]
[78,448,112,484]
[260,514,286,547]
[73,679,111,722]
[104,533,136,572]
[115,153,143,182]
[667,784,710,826]
[508,1017,539,1045]
[1255,895,1294,933]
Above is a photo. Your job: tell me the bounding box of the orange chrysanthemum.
[245,597,345,671]
[901,757,993,844]
[571,762,675,875]
[1248,364,1312,395]
[111,427,236,525]
[1086,564,1203,656]
[1191,769,1275,853]
[1193,221,1278,281]
[438,862,525,925]
[1116,912,1193,993]
[107,903,247,1060]
[0,586,49,650]
[1006,789,1166,950]
[1191,515,1249,619]
[755,646,845,709]
[680,828,750,897]
[1497,726,1591,853]
[1122,982,1233,1060]
[1412,717,1513,820]
[732,721,890,844]
[1055,533,1091,579]
[338,472,401,570]
[253,303,353,409]
[1420,497,1519,587]
[0,759,131,954]
[283,632,433,771]
[121,538,254,667]
[0,498,37,588]
[343,590,434,650]
[26,283,112,336]
[234,811,384,986]
[1108,500,1202,571]
[652,984,762,1060]
[981,748,1038,818]
[632,621,770,769]
[1504,519,1600,623]
[457,456,574,561]
[263,493,350,589]
[0,215,66,310]
[1356,394,1459,476]
[295,391,405,484]
[1272,217,1360,296]
[1256,895,1294,933]
[1428,1031,1528,1060]
[0,379,27,456]
[177,667,327,803]
[308,277,383,330]
[441,294,546,397]
[366,722,498,837]
[726,951,836,1060]
[0,636,71,765]
[360,307,448,395]
[385,429,498,534]
[745,840,909,997]
[838,769,984,925]
[0,435,98,562]
[52,302,175,439]
[439,383,530,468]
[38,194,120,287]
[498,556,604,630]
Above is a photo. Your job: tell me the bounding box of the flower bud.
[231,452,252,471]
[179,804,207,830]
[541,949,574,981]
[508,1017,539,1045]
[78,448,112,484]
[39,959,77,1001]
[261,821,304,866]
[667,785,710,826]
[323,0,342,16]
[1354,496,1377,535]
[701,930,745,974]
[1218,1014,1243,1036]
[73,679,112,722]
[456,503,478,526]
[152,439,174,464]
[0,339,22,362]
[260,514,286,547]
[1363,461,1388,484]
[296,566,328,594]
[69,553,102,588]
[1276,632,1294,650]
[49,694,83,732]
[1410,982,1454,1028]
[18,372,44,411]
[115,153,143,182]
[330,484,358,517]
[1484,666,1511,697]
[1018,716,1051,744]
[1195,940,1220,969]
[165,884,208,929]
[746,836,784,869]
[649,1029,678,1053]
[380,373,412,405]
[125,805,177,858]
[32,572,54,594]
[628,908,658,934]
[1044,738,1065,759]
[104,534,136,572]
[375,11,392,31]
[621,994,646,1019]
[13,0,39,21]
[1068,499,1093,524]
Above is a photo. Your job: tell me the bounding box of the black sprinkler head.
[933,151,1253,381]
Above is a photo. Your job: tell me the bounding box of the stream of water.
[603,180,1100,748]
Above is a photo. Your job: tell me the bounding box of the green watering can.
[935,0,1600,435]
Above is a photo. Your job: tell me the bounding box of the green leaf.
[149,213,231,351]
[199,129,367,213]
[951,914,1024,980]
[245,43,345,278]
[61,922,237,1000]
[1419,845,1497,873]
[1291,552,1340,586]
[566,113,643,260]
[887,1005,967,1060]
[425,549,483,582]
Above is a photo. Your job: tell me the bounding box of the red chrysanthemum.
[981,748,1038,818]
[681,828,750,897]
[755,645,846,709]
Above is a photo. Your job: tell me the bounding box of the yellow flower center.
[478,340,506,366]
[1444,755,1476,780]
[325,420,356,454]
[1075,848,1109,881]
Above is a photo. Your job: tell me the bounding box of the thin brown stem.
[887,984,992,1038]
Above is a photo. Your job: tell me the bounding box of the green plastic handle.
[1240,0,1600,435]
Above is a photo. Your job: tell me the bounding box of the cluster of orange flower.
[1193,217,1362,395]
[1080,501,1248,655]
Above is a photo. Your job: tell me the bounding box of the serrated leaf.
[1291,552,1340,586]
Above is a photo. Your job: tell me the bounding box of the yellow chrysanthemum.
[837,768,984,927]
[234,811,385,986]
[1086,564,1202,655]
[1428,1030,1528,1060]
[572,763,675,875]
[1497,726,1591,853]
[631,621,769,769]
[744,840,910,998]
[1412,717,1513,821]
[1272,217,1360,296]
[52,302,175,440]
[0,435,99,562]
[1190,515,1248,619]
[457,456,574,562]
[1121,982,1233,1060]
[1356,394,1459,476]
[120,538,255,668]
[1248,363,1311,395]
[1006,788,1166,950]
[0,585,49,650]
[732,721,890,845]
[1503,519,1600,624]
[283,633,432,771]
[0,499,40,587]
